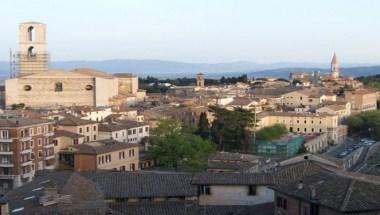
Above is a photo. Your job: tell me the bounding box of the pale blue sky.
[1,0,380,63]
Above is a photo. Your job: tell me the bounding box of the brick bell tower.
[18,22,49,77]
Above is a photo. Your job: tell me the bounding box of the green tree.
[196,112,210,139]
[148,119,216,168]
[347,110,380,140]
[210,106,255,151]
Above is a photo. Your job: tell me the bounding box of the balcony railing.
[43,132,54,137]
[21,160,33,167]
[43,144,54,149]
[21,148,32,154]
[20,136,32,142]
[0,150,13,155]
[0,138,12,143]
[0,162,14,167]
[44,155,55,160]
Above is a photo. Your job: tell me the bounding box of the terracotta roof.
[0,118,52,127]
[85,171,197,198]
[58,116,97,126]
[54,130,84,139]
[72,139,139,155]
[6,171,107,215]
[271,171,380,213]
[70,68,115,79]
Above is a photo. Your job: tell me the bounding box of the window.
[304,128,307,132]
[276,196,287,210]
[38,150,43,158]
[128,130,132,135]
[139,128,143,133]
[20,130,25,137]
[130,163,136,171]
[0,130,9,139]
[86,136,90,142]
[37,138,42,146]
[119,151,125,160]
[30,140,34,148]
[85,85,93,91]
[55,82,63,92]
[37,127,41,134]
[28,46,36,58]
[199,185,211,195]
[27,26,35,41]
[86,127,89,132]
[24,85,32,91]
[145,127,149,132]
[248,185,257,196]
[44,125,48,133]
[133,129,136,135]
[93,135,96,140]
[79,128,83,133]
[93,126,97,131]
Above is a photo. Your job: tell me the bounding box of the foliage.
[11,103,25,110]
[357,74,380,90]
[196,112,210,139]
[347,110,380,140]
[220,74,248,84]
[148,119,216,168]
[256,124,288,141]
[210,106,255,151]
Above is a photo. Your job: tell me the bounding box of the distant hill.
[0,59,378,79]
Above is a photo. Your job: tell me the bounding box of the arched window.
[28,46,36,58]
[55,82,63,92]
[28,26,35,41]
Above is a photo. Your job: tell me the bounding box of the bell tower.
[331,53,339,79]
[18,22,49,77]
[196,73,205,88]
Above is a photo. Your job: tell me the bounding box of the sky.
[1,0,380,64]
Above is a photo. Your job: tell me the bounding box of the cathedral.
[5,22,144,108]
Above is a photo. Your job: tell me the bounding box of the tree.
[196,112,210,139]
[347,110,380,140]
[256,124,288,141]
[148,119,216,168]
[210,106,255,151]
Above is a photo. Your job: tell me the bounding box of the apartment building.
[281,89,336,109]
[316,102,351,123]
[98,120,149,144]
[345,88,378,113]
[57,116,98,142]
[0,118,55,189]
[257,112,346,143]
[69,139,139,172]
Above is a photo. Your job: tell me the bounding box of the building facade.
[0,118,55,189]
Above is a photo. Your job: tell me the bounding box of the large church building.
[5,22,142,108]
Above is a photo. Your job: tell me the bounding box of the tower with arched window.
[18,22,48,77]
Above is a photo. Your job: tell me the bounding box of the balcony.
[0,138,12,143]
[0,162,14,168]
[44,155,55,160]
[21,170,35,179]
[21,160,33,167]
[43,132,54,137]
[20,136,32,142]
[21,148,32,154]
[43,144,54,149]
[0,150,13,155]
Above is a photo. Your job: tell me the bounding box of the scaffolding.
[16,52,49,77]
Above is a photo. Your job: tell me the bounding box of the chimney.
[0,195,9,215]
[297,180,303,190]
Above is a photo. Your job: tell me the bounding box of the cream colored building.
[344,89,378,113]
[281,89,336,108]
[257,112,346,143]
[316,102,351,123]
[5,22,143,108]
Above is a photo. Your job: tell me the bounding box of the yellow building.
[70,139,139,172]
[257,112,346,144]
